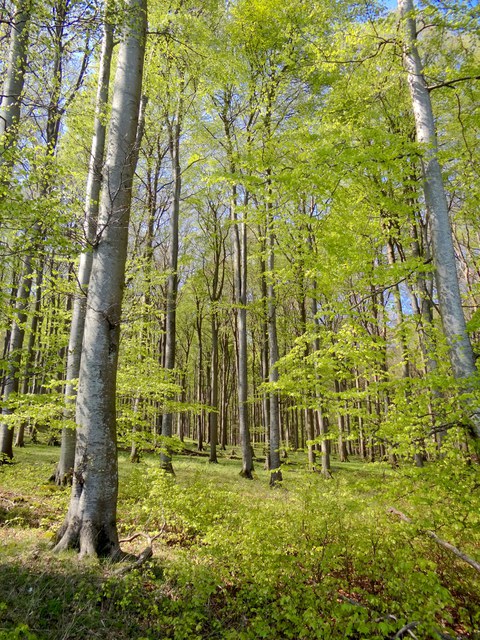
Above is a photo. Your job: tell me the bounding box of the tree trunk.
[399,0,480,441]
[53,0,146,558]
[0,255,34,459]
[15,267,43,448]
[209,314,219,463]
[267,210,282,487]
[233,190,253,478]
[56,6,114,485]
[0,0,30,163]
[160,99,182,473]
[312,293,331,475]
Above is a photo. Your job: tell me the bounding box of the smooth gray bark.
[258,228,271,468]
[219,96,253,477]
[0,256,33,459]
[0,2,32,456]
[399,0,480,440]
[54,0,147,557]
[232,190,254,478]
[267,224,282,487]
[209,314,219,463]
[312,294,331,476]
[0,0,30,159]
[160,103,182,473]
[204,205,226,464]
[15,268,43,448]
[56,8,114,485]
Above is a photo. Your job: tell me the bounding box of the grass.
[1,443,479,639]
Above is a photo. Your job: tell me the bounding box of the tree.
[0,0,31,164]
[398,0,480,442]
[55,0,114,485]
[54,0,147,557]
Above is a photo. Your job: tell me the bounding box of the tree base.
[269,470,282,487]
[54,517,121,559]
[52,466,74,487]
[160,460,175,475]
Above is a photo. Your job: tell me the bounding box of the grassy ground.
[0,444,479,639]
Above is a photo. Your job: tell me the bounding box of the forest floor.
[0,444,479,639]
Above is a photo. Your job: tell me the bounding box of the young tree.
[54,0,147,558]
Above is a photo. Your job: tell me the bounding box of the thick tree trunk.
[399,0,480,441]
[56,9,114,485]
[54,0,146,558]
[0,0,30,162]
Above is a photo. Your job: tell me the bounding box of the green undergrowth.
[0,446,479,639]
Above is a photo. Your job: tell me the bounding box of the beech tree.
[2,0,480,489]
[56,1,114,486]
[0,0,30,165]
[54,0,147,557]
[398,0,480,441]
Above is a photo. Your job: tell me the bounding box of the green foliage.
[0,624,38,640]
[1,447,479,638]
[1,388,72,439]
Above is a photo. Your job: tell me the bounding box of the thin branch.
[428,75,480,92]
[387,508,480,574]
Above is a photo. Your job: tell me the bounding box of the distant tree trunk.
[258,228,271,467]
[233,189,253,478]
[335,381,349,462]
[206,205,226,464]
[399,0,480,442]
[195,299,204,451]
[267,206,282,487]
[56,7,114,485]
[209,314,220,463]
[160,98,182,473]
[15,268,43,448]
[0,256,34,459]
[53,0,146,558]
[220,332,230,450]
[312,293,331,476]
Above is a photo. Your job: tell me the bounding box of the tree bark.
[267,207,282,487]
[0,0,30,161]
[56,5,114,485]
[54,0,147,558]
[232,190,254,478]
[399,0,480,440]
[160,98,182,473]
[0,256,34,459]
[15,267,43,448]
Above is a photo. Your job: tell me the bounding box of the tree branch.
[428,75,480,92]
[387,507,480,574]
